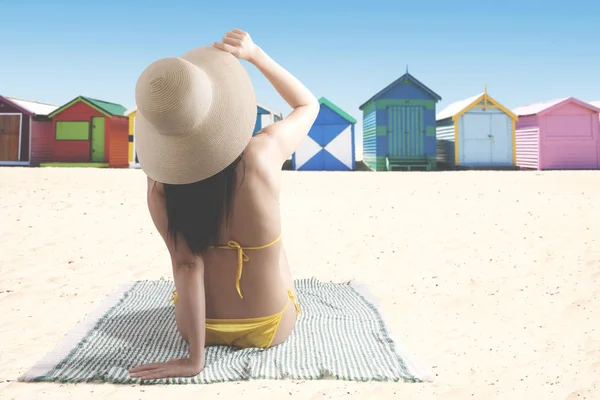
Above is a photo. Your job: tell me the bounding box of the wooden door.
[0,114,21,161]
[91,117,105,162]
[387,105,425,158]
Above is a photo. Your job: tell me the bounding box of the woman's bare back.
[147,137,297,344]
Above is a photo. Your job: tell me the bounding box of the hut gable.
[359,72,441,110]
[0,96,58,116]
[49,96,127,119]
[6,97,57,116]
[0,96,31,115]
[514,97,600,117]
[318,97,356,124]
[437,89,517,122]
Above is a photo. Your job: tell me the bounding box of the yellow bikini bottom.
[170,289,300,349]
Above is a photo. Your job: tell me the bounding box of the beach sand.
[1,167,598,399]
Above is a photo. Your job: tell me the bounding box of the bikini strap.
[211,233,282,298]
[287,290,301,314]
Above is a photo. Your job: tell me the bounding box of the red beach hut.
[44,96,129,167]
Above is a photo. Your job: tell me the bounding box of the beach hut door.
[461,113,492,164]
[387,105,425,158]
[0,114,21,161]
[91,117,105,162]
[490,113,512,165]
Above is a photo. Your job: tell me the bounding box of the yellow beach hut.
[435,86,518,168]
[125,107,138,167]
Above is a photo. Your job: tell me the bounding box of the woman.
[128,29,319,380]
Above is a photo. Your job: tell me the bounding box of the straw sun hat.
[134,46,257,184]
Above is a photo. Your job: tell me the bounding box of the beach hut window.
[56,121,89,140]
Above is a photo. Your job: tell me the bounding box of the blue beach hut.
[358,69,442,171]
[292,97,356,171]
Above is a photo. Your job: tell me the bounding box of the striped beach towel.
[19,278,432,384]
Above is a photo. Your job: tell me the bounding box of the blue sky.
[2,0,599,141]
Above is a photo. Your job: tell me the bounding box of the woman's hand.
[212,28,259,62]
[129,357,203,380]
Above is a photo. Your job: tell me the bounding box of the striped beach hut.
[253,103,283,135]
[436,87,517,168]
[45,96,129,168]
[292,97,356,171]
[513,98,600,170]
[0,96,57,166]
[359,70,441,171]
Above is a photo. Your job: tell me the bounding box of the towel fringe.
[18,283,134,381]
[349,280,435,382]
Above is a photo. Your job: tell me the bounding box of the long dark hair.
[162,155,244,255]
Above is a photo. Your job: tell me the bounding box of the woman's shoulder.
[244,133,282,172]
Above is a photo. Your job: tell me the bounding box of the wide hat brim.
[135,46,256,185]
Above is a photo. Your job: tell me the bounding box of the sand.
[0,167,598,399]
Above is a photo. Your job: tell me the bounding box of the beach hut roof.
[359,71,442,110]
[48,96,127,118]
[0,95,58,116]
[436,93,483,121]
[318,97,356,124]
[436,87,517,121]
[257,102,282,117]
[588,100,600,108]
[512,97,600,117]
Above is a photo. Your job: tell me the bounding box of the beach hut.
[0,96,57,166]
[125,107,138,166]
[512,97,600,170]
[45,96,129,168]
[292,97,356,171]
[436,87,517,168]
[358,70,441,171]
[253,103,283,135]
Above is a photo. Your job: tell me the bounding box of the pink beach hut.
[512,97,600,170]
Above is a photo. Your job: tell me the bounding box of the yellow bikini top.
[210,233,282,299]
